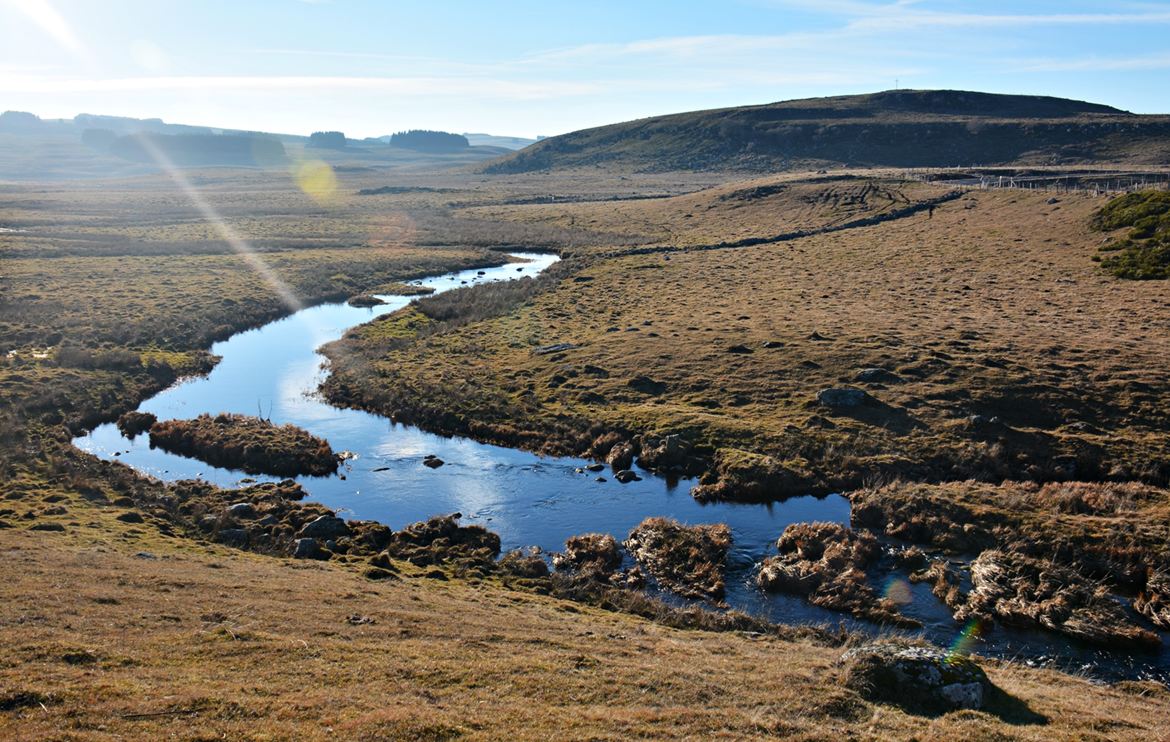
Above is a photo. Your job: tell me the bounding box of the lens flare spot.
[295,159,338,204]
[882,577,913,605]
[946,618,985,662]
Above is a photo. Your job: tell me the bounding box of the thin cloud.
[1,0,93,66]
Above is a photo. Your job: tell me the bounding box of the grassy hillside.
[485,90,1170,173]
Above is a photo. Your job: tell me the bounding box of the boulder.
[854,368,902,384]
[637,433,692,472]
[606,442,636,471]
[614,469,642,484]
[292,537,326,560]
[840,642,991,712]
[217,528,250,547]
[299,515,351,540]
[423,455,445,469]
[227,502,256,518]
[816,387,871,408]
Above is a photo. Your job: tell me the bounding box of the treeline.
[389,130,470,152]
[95,132,287,166]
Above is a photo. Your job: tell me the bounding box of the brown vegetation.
[623,517,732,601]
[758,522,918,627]
[148,413,340,477]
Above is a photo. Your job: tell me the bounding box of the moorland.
[3,90,1170,739]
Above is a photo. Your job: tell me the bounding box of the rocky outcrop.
[956,550,1160,649]
[840,642,992,713]
[624,518,731,600]
[383,513,501,572]
[758,522,918,627]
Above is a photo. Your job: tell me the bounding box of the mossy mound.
[1093,190,1170,279]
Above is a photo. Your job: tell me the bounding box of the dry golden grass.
[1,494,1168,741]
[326,183,1170,490]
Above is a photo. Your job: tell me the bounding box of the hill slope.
[484,89,1170,173]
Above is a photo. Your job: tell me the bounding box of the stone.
[115,511,144,523]
[217,528,250,547]
[227,503,255,518]
[585,463,605,472]
[606,442,636,471]
[423,456,445,469]
[298,515,351,540]
[292,537,326,560]
[854,368,902,384]
[816,387,871,408]
[840,641,991,712]
[614,470,642,483]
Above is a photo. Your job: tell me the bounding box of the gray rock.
[227,503,255,518]
[217,528,250,547]
[854,368,902,384]
[840,642,990,712]
[816,387,871,408]
[299,515,351,540]
[614,470,642,484]
[292,537,325,560]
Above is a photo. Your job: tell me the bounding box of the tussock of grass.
[148,413,339,477]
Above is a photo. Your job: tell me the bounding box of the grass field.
[4,158,1170,738]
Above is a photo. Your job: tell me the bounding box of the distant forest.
[307,131,347,149]
[103,132,287,167]
[390,130,470,152]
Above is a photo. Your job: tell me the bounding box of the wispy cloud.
[1021,52,1170,72]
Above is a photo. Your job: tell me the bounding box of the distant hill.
[484,90,1170,173]
[463,133,540,150]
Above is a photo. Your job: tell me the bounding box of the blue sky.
[2,0,1169,138]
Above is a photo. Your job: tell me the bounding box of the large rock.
[299,515,351,540]
[816,387,872,408]
[606,441,636,471]
[841,642,991,712]
[291,537,326,560]
[636,433,693,473]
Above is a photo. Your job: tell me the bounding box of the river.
[73,251,1168,684]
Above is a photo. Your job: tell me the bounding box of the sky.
[1,0,1169,139]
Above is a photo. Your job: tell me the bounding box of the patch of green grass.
[1093,190,1170,279]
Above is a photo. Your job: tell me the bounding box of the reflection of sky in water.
[73,252,1169,683]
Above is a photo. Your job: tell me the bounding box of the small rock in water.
[586,463,605,472]
[614,470,642,484]
[423,456,445,469]
[595,477,607,483]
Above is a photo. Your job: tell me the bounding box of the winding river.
[74,252,1168,683]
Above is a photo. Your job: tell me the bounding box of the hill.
[484,89,1170,173]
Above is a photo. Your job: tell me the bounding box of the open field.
[2,487,1169,741]
[4,153,1170,737]
[323,182,1170,493]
